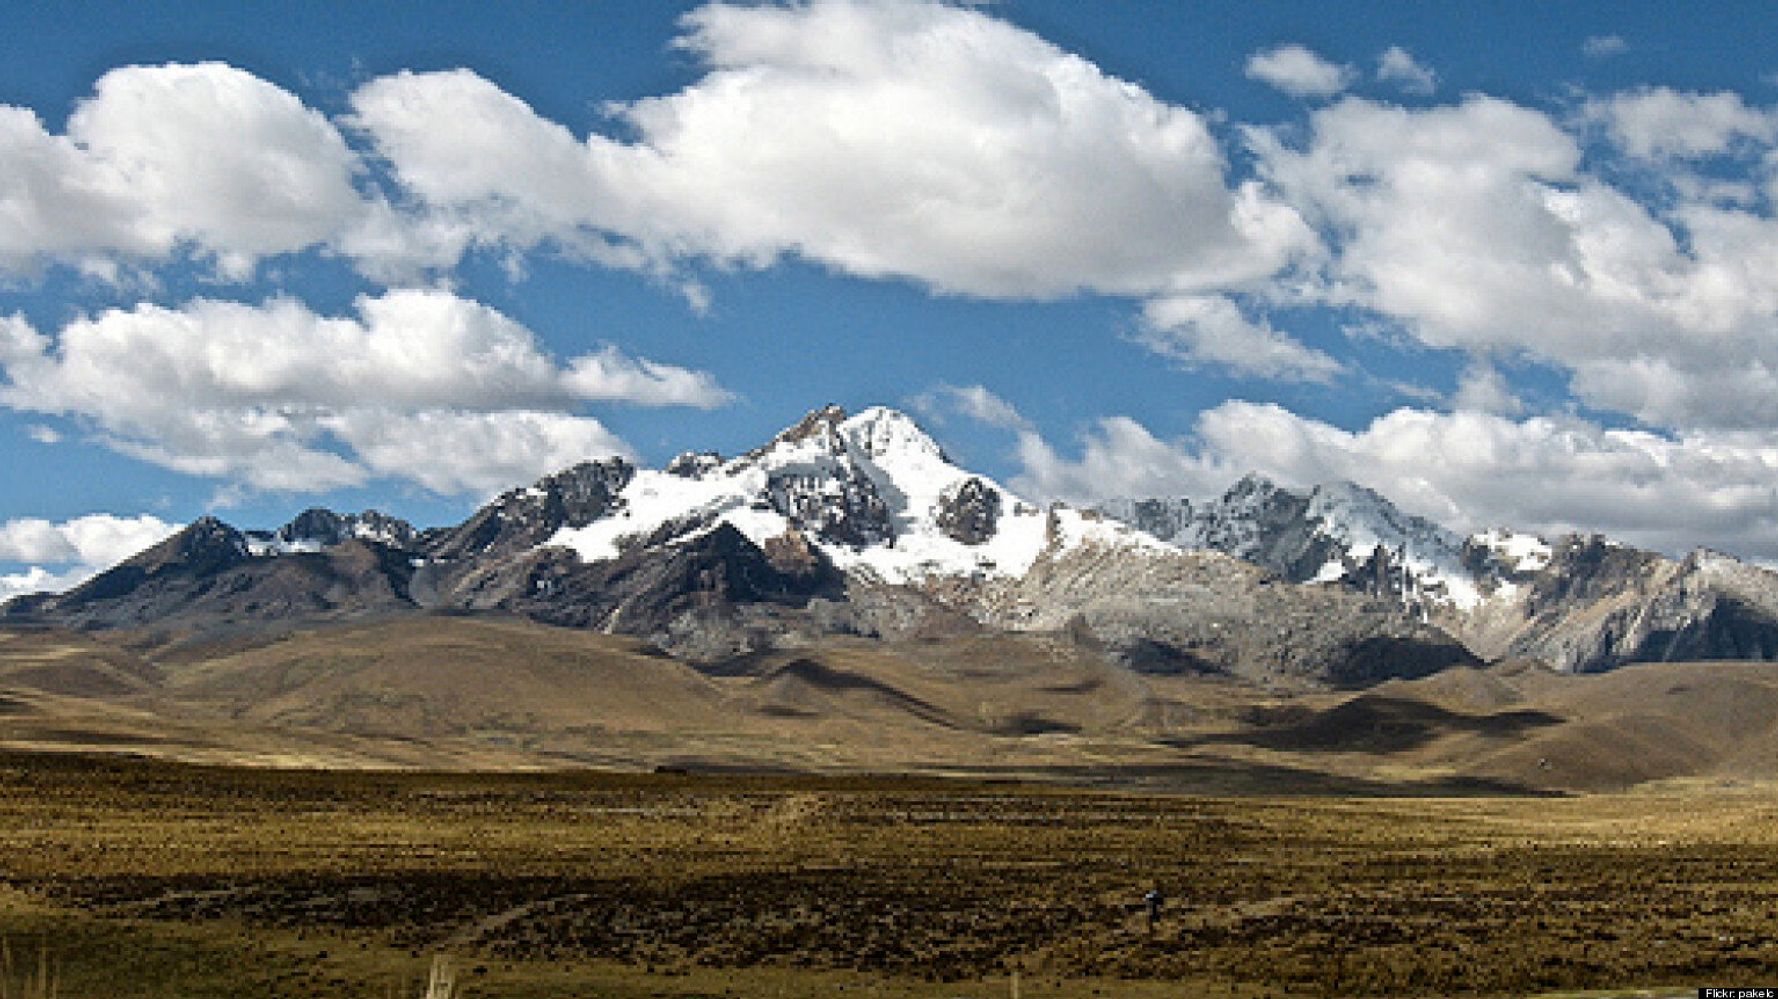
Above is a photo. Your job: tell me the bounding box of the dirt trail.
[444,893,590,949]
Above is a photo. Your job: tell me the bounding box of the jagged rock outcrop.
[764,404,847,449]
[424,458,635,562]
[1121,475,1480,601]
[1095,497,1192,546]
[764,469,894,547]
[936,477,1001,546]
[665,451,723,478]
[246,508,418,554]
[1463,542,1778,671]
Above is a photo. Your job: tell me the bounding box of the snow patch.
[1298,482,1484,610]
[1473,528,1552,572]
[245,537,323,556]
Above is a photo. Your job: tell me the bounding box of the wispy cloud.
[1376,46,1436,95]
[1583,34,1629,58]
[1244,43,1356,98]
[1136,295,1343,384]
[912,383,1033,432]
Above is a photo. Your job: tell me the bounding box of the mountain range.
[9,404,1778,684]
[1104,474,1778,672]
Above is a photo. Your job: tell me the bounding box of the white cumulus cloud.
[1591,87,1777,161]
[323,409,634,497]
[1251,93,1778,431]
[1137,295,1343,383]
[1012,417,1230,506]
[0,290,726,495]
[349,0,1315,301]
[1451,361,1524,416]
[0,513,177,600]
[3,9,1327,306]
[0,63,453,282]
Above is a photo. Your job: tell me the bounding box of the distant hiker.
[1143,887,1163,933]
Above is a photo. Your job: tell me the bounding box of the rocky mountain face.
[1102,476,1490,605]
[24,515,417,634]
[245,508,418,554]
[1099,476,1778,673]
[1463,540,1778,671]
[423,459,636,563]
[953,530,1476,685]
[3,406,1468,687]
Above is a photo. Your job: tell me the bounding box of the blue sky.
[5,0,1778,592]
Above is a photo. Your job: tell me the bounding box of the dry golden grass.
[0,751,1772,997]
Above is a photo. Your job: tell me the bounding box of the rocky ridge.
[1099,476,1778,672]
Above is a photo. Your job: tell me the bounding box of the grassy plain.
[0,752,1774,998]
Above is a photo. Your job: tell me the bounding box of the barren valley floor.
[0,753,1774,998]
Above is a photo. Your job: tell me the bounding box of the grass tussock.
[422,954,457,999]
[0,939,59,999]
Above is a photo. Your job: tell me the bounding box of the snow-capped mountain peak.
[1298,481,1482,608]
[841,405,948,463]
[544,405,1152,583]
